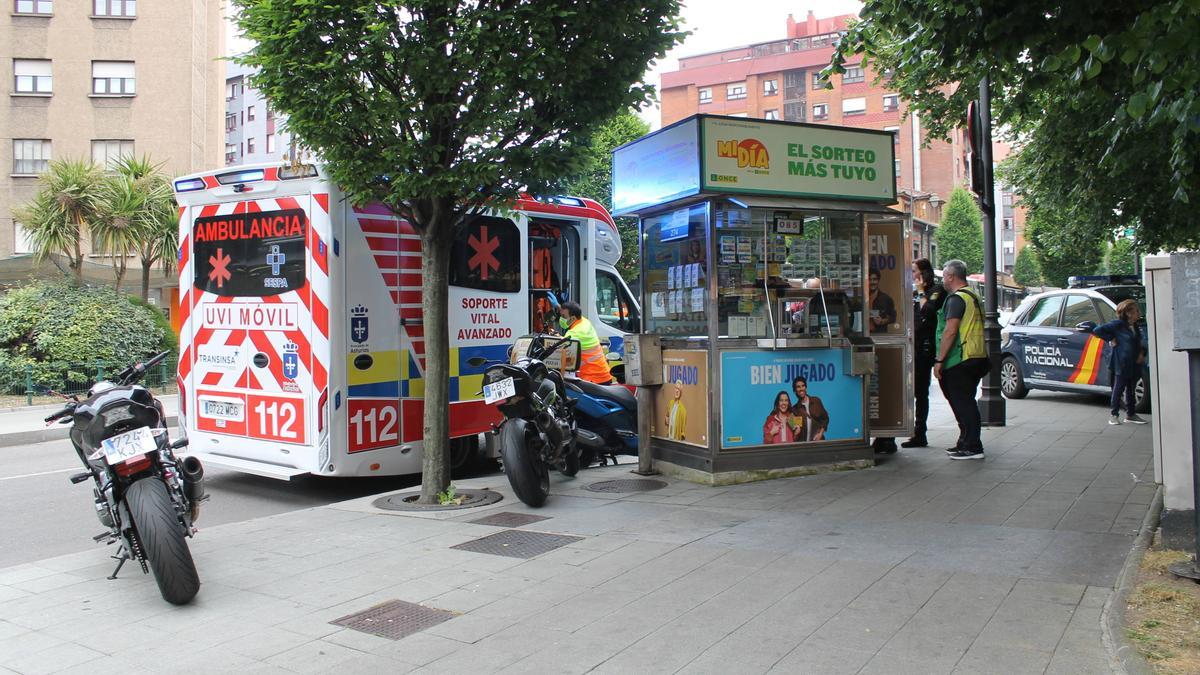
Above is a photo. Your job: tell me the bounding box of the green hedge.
[0,283,172,394]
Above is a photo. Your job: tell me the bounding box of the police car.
[999,276,1149,412]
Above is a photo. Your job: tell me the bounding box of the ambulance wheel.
[1000,356,1027,399]
[500,420,549,507]
[1135,374,1151,414]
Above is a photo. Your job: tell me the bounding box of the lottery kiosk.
[614,114,913,483]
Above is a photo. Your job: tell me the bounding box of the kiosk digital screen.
[612,119,700,216]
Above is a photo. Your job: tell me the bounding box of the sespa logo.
[716,139,770,171]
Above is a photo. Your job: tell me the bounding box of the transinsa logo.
[716,139,770,171]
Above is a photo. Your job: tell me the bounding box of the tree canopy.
[935,188,984,274]
[832,0,1200,251]
[1024,207,1106,288]
[233,0,684,502]
[558,110,650,281]
[1011,245,1042,287]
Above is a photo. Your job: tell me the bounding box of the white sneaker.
[1108,415,1121,425]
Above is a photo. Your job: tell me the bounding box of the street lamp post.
[976,75,1006,426]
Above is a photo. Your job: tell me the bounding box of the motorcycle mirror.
[170,438,189,450]
[467,356,488,367]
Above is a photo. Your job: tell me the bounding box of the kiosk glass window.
[642,205,708,336]
[712,205,865,338]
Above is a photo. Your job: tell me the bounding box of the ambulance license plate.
[204,399,243,420]
[101,427,157,465]
[483,377,516,404]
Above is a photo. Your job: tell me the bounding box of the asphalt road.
[0,434,487,569]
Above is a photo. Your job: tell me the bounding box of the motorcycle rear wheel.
[500,419,550,507]
[125,477,200,605]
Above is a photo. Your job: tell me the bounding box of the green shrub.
[0,282,170,393]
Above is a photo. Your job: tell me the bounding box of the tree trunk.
[72,235,84,286]
[140,256,153,301]
[113,256,127,292]
[417,223,454,504]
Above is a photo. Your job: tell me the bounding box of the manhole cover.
[469,511,550,528]
[451,529,583,559]
[331,599,456,640]
[373,489,502,512]
[585,478,668,493]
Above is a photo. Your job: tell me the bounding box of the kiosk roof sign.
[701,116,896,203]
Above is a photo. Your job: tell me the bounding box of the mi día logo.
[716,139,770,173]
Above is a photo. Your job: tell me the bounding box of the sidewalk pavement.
[0,392,1155,674]
[0,396,178,448]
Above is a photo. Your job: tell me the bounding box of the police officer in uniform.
[902,258,945,448]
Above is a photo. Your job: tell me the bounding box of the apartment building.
[2,0,224,297]
[224,63,291,166]
[661,10,980,263]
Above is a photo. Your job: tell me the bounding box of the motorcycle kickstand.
[107,547,130,580]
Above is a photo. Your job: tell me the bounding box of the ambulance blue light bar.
[174,178,206,193]
[215,169,265,185]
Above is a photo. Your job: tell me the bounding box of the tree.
[14,160,106,285]
[1012,245,1042,287]
[1103,238,1137,275]
[1024,207,1106,288]
[831,0,1200,252]
[935,188,984,275]
[234,0,684,503]
[559,110,650,281]
[92,172,145,291]
[113,157,180,301]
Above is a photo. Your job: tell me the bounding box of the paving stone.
[1,641,105,675]
[952,643,1054,674]
[768,643,875,674]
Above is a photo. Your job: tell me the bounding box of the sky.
[225,0,865,128]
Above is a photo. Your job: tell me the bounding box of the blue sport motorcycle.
[565,373,638,467]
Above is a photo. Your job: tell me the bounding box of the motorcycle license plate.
[101,427,157,464]
[203,398,243,420]
[483,377,516,404]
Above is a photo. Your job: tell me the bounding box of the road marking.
[0,467,77,481]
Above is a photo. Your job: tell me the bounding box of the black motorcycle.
[45,351,205,605]
[473,335,582,507]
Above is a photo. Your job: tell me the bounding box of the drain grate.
[585,478,669,493]
[451,529,583,559]
[469,511,551,528]
[331,599,456,640]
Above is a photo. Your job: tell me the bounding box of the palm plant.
[13,159,107,285]
[92,172,146,290]
[108,156,179,300]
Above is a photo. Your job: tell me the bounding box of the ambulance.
[172,162,640,479]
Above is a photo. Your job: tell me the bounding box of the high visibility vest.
[936,288,986,369]
[564,317,613,384]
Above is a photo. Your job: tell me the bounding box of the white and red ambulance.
[172,162,639,479]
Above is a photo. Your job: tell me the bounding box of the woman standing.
[902,258,946,448]
[1093,299,1148,425]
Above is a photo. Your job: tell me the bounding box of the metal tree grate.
[451,529,583,559]
[331,599,456,640]
[585,478,669,493]
[468,511,551,528]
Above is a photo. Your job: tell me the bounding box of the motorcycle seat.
[566,377,637,412]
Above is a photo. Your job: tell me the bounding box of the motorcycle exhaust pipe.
[536,412,566,451]
[576,428,606,450]
[179,456,205,521]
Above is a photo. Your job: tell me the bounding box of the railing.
[1,357,178,407]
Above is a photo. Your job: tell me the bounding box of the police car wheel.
[1134,374,1151,414]
[1000,356,1028,399]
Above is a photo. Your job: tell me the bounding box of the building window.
[266,105,275,120]
[762,79,778,96]
[92,61,135,95]
[225,81,241,101]
[894,159,902,177]
[842,97,866,116]
[1003,218,1014,230]
[225,143,237,165]
[225,114,237,132]
[812,103,828,121]
[91,140,133,171]
[698,87,712,104]
[93,0,135,17]
[246,137,256,154]
[13,139,51,175]
[811,71,826,90]
[882,94,900,112]
[14,222,34,254]
[726,82,747,101]
[14,59,52,94]
[1002,193,1014,206]
[842,66,865,84]
[266,134,275,154]
[884,125,900,145]
[14,0,52,14]
[763,109,779,121]
[246,105,256,122]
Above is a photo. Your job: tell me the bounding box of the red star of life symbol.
[467,225,500,280]
[208,248,232,288]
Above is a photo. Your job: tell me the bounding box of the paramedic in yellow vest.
[933,259,990,461]
[558,301,615,385]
